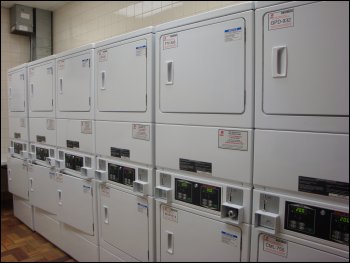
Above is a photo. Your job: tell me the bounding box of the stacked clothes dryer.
[94,27,156,262]
[7,63,34,230]
[54,44,98,262]
[251,1,349,261]
[154,2,254,261]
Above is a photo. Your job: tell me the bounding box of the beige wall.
[53,1,240,53]
[1,7,30,161]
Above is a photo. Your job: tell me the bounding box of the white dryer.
[250,189,349,261]
[154,170,251,262]
[27,55,56,118]
[55,44,95,120]
[155,2,254,183]
[96,158,155,261]
[254,0,349,200]
[8,63,28,119]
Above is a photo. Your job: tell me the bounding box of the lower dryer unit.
[154,169,252,262]
[96,158,155,262]
[250,189,349,262]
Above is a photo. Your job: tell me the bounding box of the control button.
[320,210,326,216]
[298,222,305,231]
[178,193,182,199]
[183,194,187,200]
[208,200,213,207]
[289,220,297,229]
[202,199,207,206]
[332,230,341,240]
[343,233,349,243]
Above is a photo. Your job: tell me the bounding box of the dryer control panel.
[36,147,49,161]
[65,153,83,172]
[108,163,135,187]
[175,178,221,212]
[285,201,349,246]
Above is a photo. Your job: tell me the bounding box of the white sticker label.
[19,25,28,31]
[263,235,288,258]
[58,60,64,70]
[20,118,26,128]
[136,45,147,56]
[163,206,178,223]
[83,185,91,193]
[268,9,294,31]
[47,67,53,75]
[20,12,30,20]
[98,50,108,62]
[132,124,150,141]
[221,231,239,247]
[82,59,89,68]
[29,68,35,77]
[163,34,178,49]
[56,173,63,183]
[224,27,242,42]
[101,185,110,197]
[81,121,92,134]
[46,119,56,130]
[218,130,248,151]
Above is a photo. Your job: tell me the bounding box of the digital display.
[181,182,189,188]
[340,217,349,223]
[295,207,305,214]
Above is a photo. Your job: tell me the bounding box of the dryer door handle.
[58,190,62,205]
[166,231,174,254]
[103,205,109,224]
[165,61,174,85]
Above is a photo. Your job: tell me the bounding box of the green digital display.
[295,207,305,214]
[206,188,213,193]
[181,182,189,188]
[339,216,349,223]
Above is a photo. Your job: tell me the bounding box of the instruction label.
[58,60,64,70]
[20,12,30,20]
[101,185,110,197]
[163,34,178,49]
[20,118,26,128]
[81,120,92,134]
[46,119,56,130]
[98,50,108,62]
[224,27,242,42]
[221,231,239,247]
[218,130,248,151]
[132,124,150,141]
[163,206,178,223]
[136,45,147,56]
[263,235,288,257]
[268,9,294,31]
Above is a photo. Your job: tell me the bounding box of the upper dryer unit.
[56,44,95,120]
[95,27,154,123]
[155,2,254,128]
[8,63,28,118]
[255,1,349,133]
[28,55,56,118]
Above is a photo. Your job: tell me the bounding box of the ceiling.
[1,1,69,11]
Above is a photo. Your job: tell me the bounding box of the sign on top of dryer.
[8,63,28,118]
[94,27,154,123]
[55,43,95,120]
[28,55,56,118]
[255,1,349,133]
[155,2,254,128]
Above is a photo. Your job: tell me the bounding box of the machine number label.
[81,121,92,134]
[268,9,294,31]
[20,118,26,128]
[98,50,108,62]
[221,231,239,247]
[224,27,242,42]
[47,67,53,75]
[132,124,150,141]
[218,130,248,151]
[136,45,147,56]
[58,60,64,70]
[46,119,56,130]
[101,185,110,197]
[137,202,148,213]
[29,68,35,77]
[56,173,64,183]
[263,235,288,258]
[83,185,91,193]
[163,206,178,223]
[163,34,178,49]
[82,59,90,68]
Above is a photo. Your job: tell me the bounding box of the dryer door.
[160,205,241,262]
[8,69,26,113]
[100,185,149,262]
[8,157,28,200]
[257,234,348,262]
